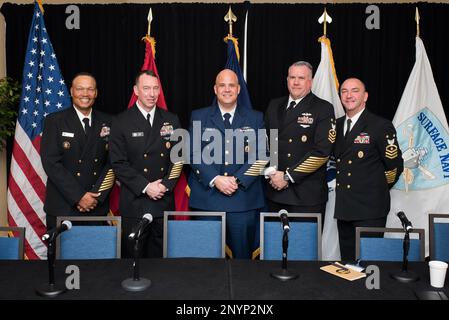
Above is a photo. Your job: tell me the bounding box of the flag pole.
[317,8,338,91]
[415,7,420,38]
[223,7,240,62]
[318,7,333,39]
[142,7,156,59]
[323,8,327,38]
[147,7,153,38]
[224,6,237,38]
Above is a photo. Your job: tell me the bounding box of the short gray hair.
[288,61,313,78]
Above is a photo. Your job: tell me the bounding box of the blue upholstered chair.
[163,211,225,258]
[260,212,322,260]
[56,216,121,259]
[0,226,25,260]
[355,227,425,261]
[429,213,449,261]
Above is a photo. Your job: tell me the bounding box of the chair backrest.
[429,213,449,261]
[163,211,226,258]
[356,227,425,261]
[260,212,322,260]
[0,226,25,260]
[56,216,121,259]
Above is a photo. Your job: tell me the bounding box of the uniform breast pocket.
[60,136,74,152]
[353,143,372,161]
[127,133,145,155]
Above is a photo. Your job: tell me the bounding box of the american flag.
[7,1,71,259]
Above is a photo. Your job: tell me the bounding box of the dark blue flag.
[213,38,253,110]
[224,39,253,110]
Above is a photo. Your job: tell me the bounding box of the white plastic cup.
[429,260,448,288]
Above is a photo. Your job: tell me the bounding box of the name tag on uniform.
[354,133,370,144]
[62,132,74,138]
[132,132,144,137]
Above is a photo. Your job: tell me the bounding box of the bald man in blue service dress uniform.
[188,69,267,259]
[109,70,183,258]
[264,61,336,222]
[41,72,115,230]
[334,78,403,261]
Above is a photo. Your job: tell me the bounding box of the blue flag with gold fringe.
[224,37,253,110]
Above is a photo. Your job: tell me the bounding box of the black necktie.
[286,100,296,113]
[82,118,90,136]
[344,118,352,139]
[223,113,232,129]
[147,113,152,128]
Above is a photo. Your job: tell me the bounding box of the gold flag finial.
[224,6,237,37]
[415,7,420,38]
[147,7,153,37]
[318,8,333,37]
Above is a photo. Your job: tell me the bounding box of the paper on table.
[320,262,367,281]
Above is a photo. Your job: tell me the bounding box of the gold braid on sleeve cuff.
[243,160,269,176]
[168,161,184,179]
[385,168,397,184]
[293,156,329,173]
[98,169,115,192]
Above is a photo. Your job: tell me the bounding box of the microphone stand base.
[121,278,151,292]
[36,283,66,298]
[271,269,299,281]
[390,270,420,283]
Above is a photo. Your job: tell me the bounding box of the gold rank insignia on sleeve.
[294,156,329,173]
[244,160,269,176]
[385,168,397,184]
[168,161,184,179]
[328,122,336,144]
[385,138,398,159]
[98,169,115,192]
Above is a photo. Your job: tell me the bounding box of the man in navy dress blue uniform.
[334,78,403,260]
[41,72,114,230]
[188,69,267,259]
[109,70,183,258]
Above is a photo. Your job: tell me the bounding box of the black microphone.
[397,211,413,232]
[279,209,290,232]
[42,220,72,241]
[129,213,153,240]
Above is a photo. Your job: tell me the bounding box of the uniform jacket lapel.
[146,107,163,151]
[282,93,313,128]
[344,109,368,150]
[276,97,289,129]
[209,105,226,134]
[81,110,100,158]
[66,107,86,155]
[232,106,246,130]
[130,104,150,134]
[337,109,369,156]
